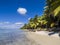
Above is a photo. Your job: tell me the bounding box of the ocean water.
[0,29,28,45]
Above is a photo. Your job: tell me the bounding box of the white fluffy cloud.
[17,8,27,15]
[0,22,24,29]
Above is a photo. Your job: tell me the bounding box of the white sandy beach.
[1,29,60,45]
[26,31,60,45]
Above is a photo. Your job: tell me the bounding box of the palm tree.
[44,0,60,28]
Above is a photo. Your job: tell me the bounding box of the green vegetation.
[21,0,60,32]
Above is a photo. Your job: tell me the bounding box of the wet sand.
[8,32,39,45]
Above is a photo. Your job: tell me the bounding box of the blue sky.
[0,0,45,29]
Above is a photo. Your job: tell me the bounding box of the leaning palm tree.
[44,0,60,28]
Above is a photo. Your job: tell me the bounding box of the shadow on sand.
[48,28,60,37]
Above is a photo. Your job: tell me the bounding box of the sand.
[26,31,60,45]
